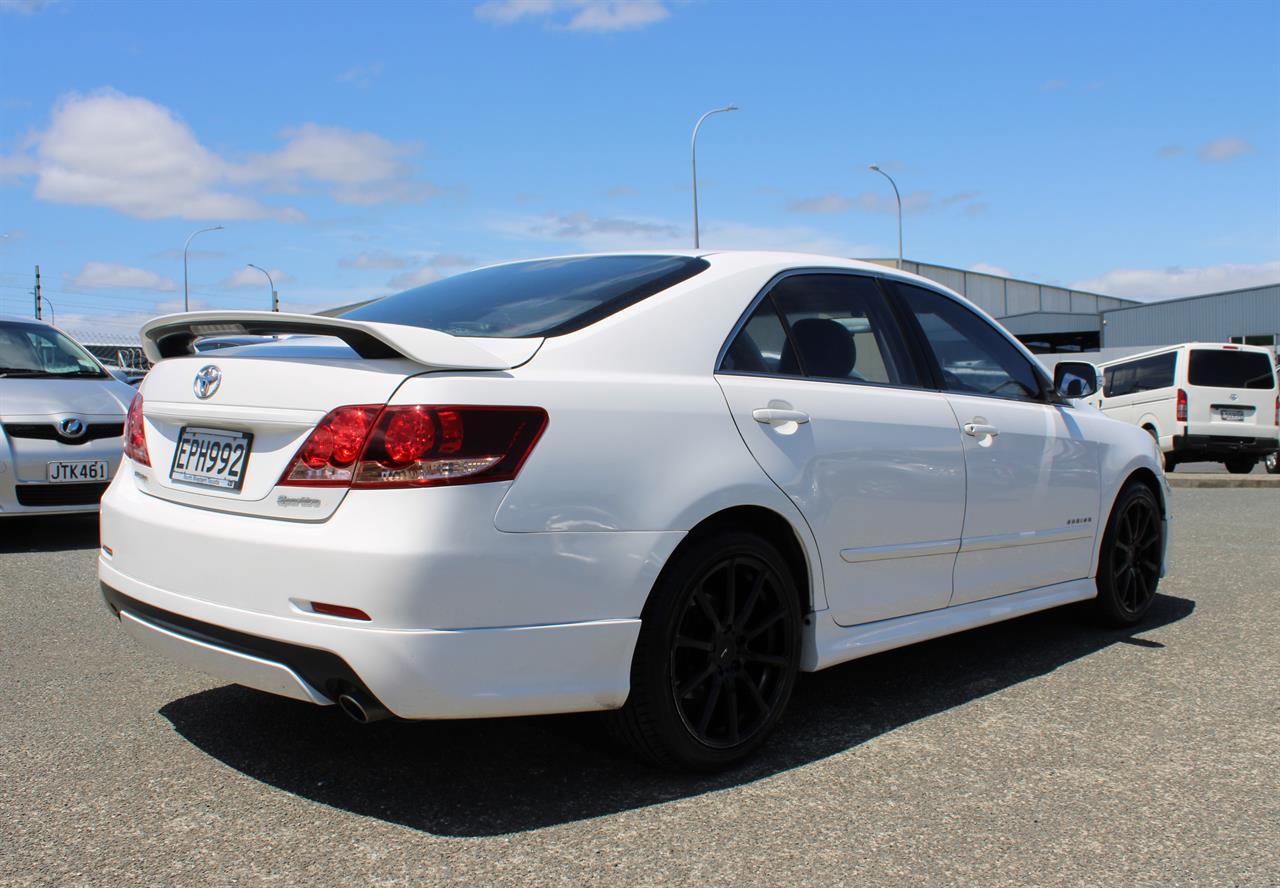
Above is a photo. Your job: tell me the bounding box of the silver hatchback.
[0,317,137,515]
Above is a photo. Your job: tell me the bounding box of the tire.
[1162,452,1178,473]
[610,531,802,771]
[1224,457,1256,475]
[1092,482,1163,627]
[1265,451,1279,475]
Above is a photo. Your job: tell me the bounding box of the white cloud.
[335,62,384,88]
[69,262,177,292]
[969,262,1010,277]
[220,267,293,289]
[0,0,57,13]
[388,267,442,290]
[788,190,981,216]
[1198,137,1254,163]
[1072,261,1280,300]
[475,0,670,31]
[387,254,478,290]
[0,89,432,220]
[340,251,410,270]
[1157,144,1184,158]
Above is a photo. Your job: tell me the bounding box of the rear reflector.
[279,404,547,489]
[310,602,371,621]
[124,392,150,466]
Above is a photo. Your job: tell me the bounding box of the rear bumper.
[101,573,641,719]
[98,473,676,719]
[1171,434,1279,459]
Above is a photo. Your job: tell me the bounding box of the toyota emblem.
[58,417,86,438]
[193,365,222,400]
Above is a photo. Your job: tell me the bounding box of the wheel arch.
[657,505,819,618]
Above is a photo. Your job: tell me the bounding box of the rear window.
[342,255,710,338]
[1188,349,1276,389]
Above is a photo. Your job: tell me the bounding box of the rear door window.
[342,255,709,338]
[719,273,920,387]
[1188,350,1276,389]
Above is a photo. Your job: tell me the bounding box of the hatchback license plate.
[46,460,109,483]
[1220,408,1244,422]
[170,427,253,490]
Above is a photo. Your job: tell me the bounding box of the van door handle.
[753,408,810,425]
[963,422,999,437]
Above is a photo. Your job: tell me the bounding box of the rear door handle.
[963,422,999,437]
[753,408,810,425]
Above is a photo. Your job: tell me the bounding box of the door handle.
[963,422,999,437]
[753,408,810,425]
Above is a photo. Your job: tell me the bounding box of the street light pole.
[868,165,903,269]
[183,225,224,312]
[40,294,55,326]
[246,263,279,312]
[691,104,738,249]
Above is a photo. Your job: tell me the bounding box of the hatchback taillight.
[124,392,150,466]
[1176,388,1188,423]
[279,405,547,489]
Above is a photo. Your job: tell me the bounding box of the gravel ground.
[2,489,1277,886]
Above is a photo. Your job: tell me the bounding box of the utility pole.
[34,265,42,320]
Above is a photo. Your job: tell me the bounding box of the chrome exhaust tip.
[336,691,390,724]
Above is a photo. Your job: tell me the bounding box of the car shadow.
[161,593,1194,838]
[0,513,99,553]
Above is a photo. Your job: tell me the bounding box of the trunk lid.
[132,313,542,520]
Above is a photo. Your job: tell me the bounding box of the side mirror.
[1054,361,1100,399]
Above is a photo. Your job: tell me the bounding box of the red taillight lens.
[124,392,150,466]
[1176,388,1188,423]
[279,405,547,489]
[280,405,380,486]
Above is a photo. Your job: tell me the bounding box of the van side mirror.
[1053,361,1100,399]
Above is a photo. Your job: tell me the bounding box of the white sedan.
[99,252,1169,770]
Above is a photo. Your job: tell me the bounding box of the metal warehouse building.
[866,259,1280,354]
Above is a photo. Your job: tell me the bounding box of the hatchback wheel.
[1092,482,1163,627]
[612,531,801,770]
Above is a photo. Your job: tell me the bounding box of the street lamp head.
[724,104,739,112]
[868,164,880,171]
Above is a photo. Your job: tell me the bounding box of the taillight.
[1176,388,1188,422]
[124,392,150,466]
[279,405,547,489]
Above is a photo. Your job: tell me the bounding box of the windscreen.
[0,321,106,378]
[1188,349,1276,389]
[342,255,710,338]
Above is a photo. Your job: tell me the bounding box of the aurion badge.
[193,365,222,400]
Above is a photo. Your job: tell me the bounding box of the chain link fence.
[66,329,151,371]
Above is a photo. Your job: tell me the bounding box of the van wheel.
[1224,457,1256,474]
[1265,451,1279,475]
[610,531,802,771]
[1162,453,1177,473]
[1092,482,1162,627]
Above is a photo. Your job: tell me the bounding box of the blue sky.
[1,0,1277,334]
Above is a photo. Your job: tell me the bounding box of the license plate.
[1220,408,1244,422]
[46,460,109,483]
[170,427,253,490]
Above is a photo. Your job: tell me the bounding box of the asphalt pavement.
[2,489,1277,886]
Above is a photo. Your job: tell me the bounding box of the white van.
[1089,343,1279,473]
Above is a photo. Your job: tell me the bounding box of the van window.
[1188,349,1276,389]
[1103,352,1176,397]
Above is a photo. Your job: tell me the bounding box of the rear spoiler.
[139,311,540,370]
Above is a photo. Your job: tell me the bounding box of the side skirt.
[802,578,1097,672]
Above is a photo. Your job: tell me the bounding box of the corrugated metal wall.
[1101,285,1280,347]
[864,258,1123,320]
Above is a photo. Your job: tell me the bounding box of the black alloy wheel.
[670,554,795,749]
[1093,482,1163,626]
[611,531,801,770]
